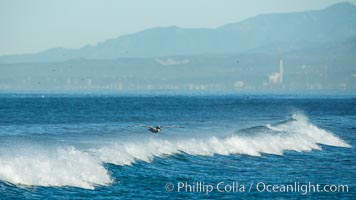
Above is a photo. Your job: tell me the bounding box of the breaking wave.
[0,114,351,189]
[0,147,112,189]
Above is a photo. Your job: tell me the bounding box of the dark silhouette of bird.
[138,125,182,133]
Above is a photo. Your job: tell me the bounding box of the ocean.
[0,94,354,199]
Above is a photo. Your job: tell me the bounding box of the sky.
[0,0,355,55]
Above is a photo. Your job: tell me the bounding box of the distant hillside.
[0,2,356,63]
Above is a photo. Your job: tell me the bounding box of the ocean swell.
[0,114,351,189]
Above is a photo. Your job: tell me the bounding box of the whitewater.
[0,113,350,189]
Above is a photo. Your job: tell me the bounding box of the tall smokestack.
[279,59,284,83]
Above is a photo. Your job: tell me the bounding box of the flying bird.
[138,125,182,133]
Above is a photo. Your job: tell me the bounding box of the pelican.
[138,125,182,133]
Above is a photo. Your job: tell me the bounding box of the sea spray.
[0,114,350,189]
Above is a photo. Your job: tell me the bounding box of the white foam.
[0,113,351,189]
[0,147,112,189]
[93,114,350,165]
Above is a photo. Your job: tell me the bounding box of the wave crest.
[0,113,351,189]
[94,114,350,165]
[0,147,112,189]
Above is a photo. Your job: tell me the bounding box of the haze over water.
[0,1,355,199]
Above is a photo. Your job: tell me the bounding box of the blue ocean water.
[0,94,354,199]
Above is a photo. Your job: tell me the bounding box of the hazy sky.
[1,0,355,55]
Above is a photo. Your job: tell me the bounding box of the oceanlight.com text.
[165,181,349,195]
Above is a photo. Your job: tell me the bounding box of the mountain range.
[1,2,356,64]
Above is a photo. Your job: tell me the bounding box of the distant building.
[279,59,284,83]
[268,59,284,85]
